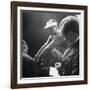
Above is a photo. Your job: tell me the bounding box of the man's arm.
[35,35,52,61]
[35,34,65,62]
[35,37,61,62]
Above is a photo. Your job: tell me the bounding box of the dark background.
[21,10,80,57]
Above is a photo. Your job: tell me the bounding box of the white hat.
[44,19,57,29]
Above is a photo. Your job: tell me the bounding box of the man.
[59,16,79,75]
[44,16,79,77]
[34,19,67,77]
[22,40,39,77]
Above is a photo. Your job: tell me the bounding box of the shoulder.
[22,53,33,62]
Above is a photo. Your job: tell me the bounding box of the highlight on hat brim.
[44,23,57,29]
[44,25,48,29]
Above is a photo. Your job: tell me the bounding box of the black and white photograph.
[11,1,87,88]
[21,10,80,78]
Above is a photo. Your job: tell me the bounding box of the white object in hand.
[49,67,60,77]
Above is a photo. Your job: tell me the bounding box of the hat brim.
[44,24,57,29]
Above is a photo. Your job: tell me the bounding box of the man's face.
[22,44,28,54]
[62,31,78,45]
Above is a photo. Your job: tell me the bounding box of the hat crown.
[47,19,57,24]
[44,19,57,29]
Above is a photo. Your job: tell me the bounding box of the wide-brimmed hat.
[59,16,79,34]
[44,19,57,29]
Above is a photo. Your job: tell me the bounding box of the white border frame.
[17,6,84,84]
